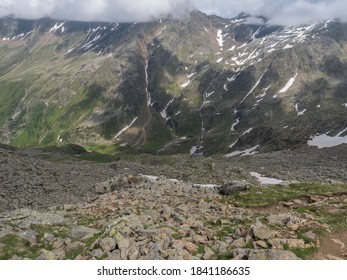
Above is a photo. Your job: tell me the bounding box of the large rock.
[4,209,67,228]
[267,213,300,226]
[69,226,100,239]
[99,237,116,252]
[219,181,249,196]
[232,249,301,260]
[230,238,247,248]
[37,249,57,260]
[113,232,130,259]
[269,239,306,249]
[128,241,140,260]
[95,181,112,194]
[252,225,279,240]
[16,230,37,244]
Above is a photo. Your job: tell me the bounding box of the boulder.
[95,182,112,194]
[69,226,100,239]
[230,238,247,248]
[37,249,57,260]
[252,225,279,240]
[267,213,300,226]
[219,181,249,196]
[99,237,116,252]
[269,238,306,249]
[232,249,301,260]
[253,240,268,249]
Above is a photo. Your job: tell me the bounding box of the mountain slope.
[0,12,346,155]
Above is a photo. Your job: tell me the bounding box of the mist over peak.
[0,0,347,26]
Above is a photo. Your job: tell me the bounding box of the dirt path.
[313,231,347,260]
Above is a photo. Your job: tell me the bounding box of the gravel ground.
[1,144,346,211]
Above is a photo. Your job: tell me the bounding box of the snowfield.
[308,127,347,148]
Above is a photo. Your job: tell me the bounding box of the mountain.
[0,11,347,155]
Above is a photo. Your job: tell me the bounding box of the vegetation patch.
[290,246,316,260]
[0,234,41,260]
[227,183,347,208]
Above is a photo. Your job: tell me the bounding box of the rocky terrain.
[1,9,347,262]
[0,144,346,260]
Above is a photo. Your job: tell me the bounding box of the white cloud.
[0,0,192,22]
[196,0,347,26]
[0,0,346,25]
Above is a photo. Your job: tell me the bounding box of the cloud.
[0,0,193,22]
[196,0,347,26]
[0,0,346,26]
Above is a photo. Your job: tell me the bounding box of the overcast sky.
[0,0,346,26]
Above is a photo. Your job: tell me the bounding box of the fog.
[0,0,346,26]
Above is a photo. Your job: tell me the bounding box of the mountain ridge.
[0,11,346,155]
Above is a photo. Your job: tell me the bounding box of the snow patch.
[193,184,218,188]
[114,117,138,139]
[187,72,197,79]
[228,46,236,51]
[161,98,175,121]
[204,91,215,99]
[283,44,293,49]
[49,22,65,34]
[190,146,198,155]
[279,73,298,93]
[231,118,240,131]
[256,85,271,99]
[307,127,347,148]
[229,139,239,149]
[242,128,253,136]
[241,69,268,103]
[251,172,284,185]
[145,60,153,106]
[180,80,191,88]
[294,103,307,116]
[140,175,158,181]
[216,29,225,48]
[224,145,259,158]
[57,135,63,143]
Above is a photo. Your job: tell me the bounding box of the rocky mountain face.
[0,12,347,155]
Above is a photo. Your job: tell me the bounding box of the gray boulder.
[69,226,100,239]
[219,181,249,195]
[232,249,301,260]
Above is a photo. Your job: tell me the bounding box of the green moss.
[244,242,255,249]
[84,144,119,155]
[0,234,41,260]
[192,245,205,256]
[290,246,316,260]
[225,183,347,208]
[77,215,99,226]
[171,233,181,240]
[85,232,103,247]
[216,251,233,260]
[30,224,68,240]
[65,246,85,260]
[296,229,315,244]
